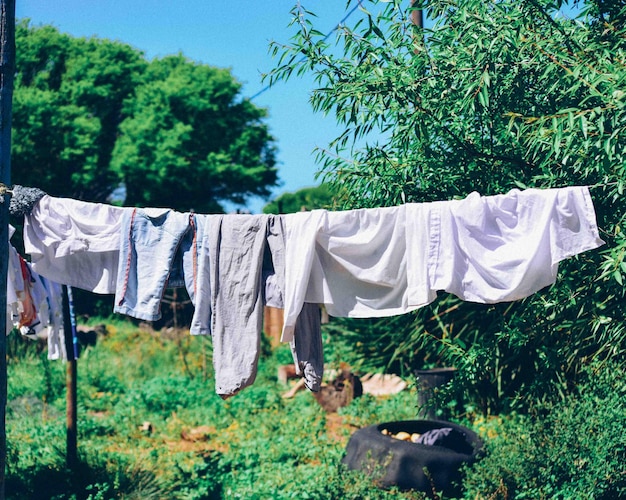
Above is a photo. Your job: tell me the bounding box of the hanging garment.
[282,186,605,342]
[114,208,195,321]
[39,277,66,361]
[23,195,131,294]
[263,216,324,392]
[65,286,80,360]
[193,214,270,398]
[6,184,46,216]
[289,302,323,392]
[6,226,26,333]
[191,214,280,397]
[282,205,412,342]
[16,258,69,359]
[17,255,40,331]
[189,213,288,337]
[8,224,69,359]
[190,213,324,396]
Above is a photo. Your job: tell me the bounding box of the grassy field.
[5,319,430,499]
[7,318,626,499]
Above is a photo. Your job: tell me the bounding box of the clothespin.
[0,182,13,197]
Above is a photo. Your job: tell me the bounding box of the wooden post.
[0,0,15,497]
[411,1,424,29]
[65,359,78,468]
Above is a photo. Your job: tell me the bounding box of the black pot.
[415,367,457,419]
[341,419,483,494]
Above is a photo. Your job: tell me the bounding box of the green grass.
[9,318,625,499]
[5,318,425,499]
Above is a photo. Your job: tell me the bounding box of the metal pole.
[0,1,15,497]
[62,285,78,470]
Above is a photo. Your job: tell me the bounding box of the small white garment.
[23,195,131,294]
[281,186,605,342]
[6,226,25,333]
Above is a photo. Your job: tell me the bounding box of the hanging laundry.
[5,225,68,359]
[40,277,66,361]
[190,213,322,398]
[18,191,323,392]
[14,185,605,397]
[65,286,80,361]
[17,254,41,332]
[6,225,26,334]
[281,186,605,342]
[17,256,67,360]
[289,302,323,392]
[5,184,46,216]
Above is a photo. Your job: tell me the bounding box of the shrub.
[463,361,626,499]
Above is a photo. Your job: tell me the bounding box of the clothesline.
[0,180,616,198]
[4,184,606,398]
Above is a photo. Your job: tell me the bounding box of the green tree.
[12,21,279,212]
[263,183,336,213]
[112,54,278,213]
[12,21,146,201]
[269,0,626,412]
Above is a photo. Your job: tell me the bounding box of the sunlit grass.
[6,318,426,499]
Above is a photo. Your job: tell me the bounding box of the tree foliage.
[268,0,626,412]
[112,55,278,212]
[12,20,278,212]
[262,183,336,213]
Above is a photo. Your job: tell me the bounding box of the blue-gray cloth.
[5,185,47,216]
[417,427,454,446]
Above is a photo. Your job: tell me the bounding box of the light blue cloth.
[114,208,195,321]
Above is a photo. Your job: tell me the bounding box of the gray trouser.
[290,302,323,391]
[191,213,323,397]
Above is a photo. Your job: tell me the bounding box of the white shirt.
[424,186,605,303]
[23,195,131,294]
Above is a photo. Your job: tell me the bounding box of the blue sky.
[15,0,365,213]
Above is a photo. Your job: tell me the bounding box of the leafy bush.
[11,318,625,498]
[463,361,626,499]
[267,0,626,416]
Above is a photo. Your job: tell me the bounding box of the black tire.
[341,419,483,495]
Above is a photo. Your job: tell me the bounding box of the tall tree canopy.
[12,20,278,213]
[269,0,626,411]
